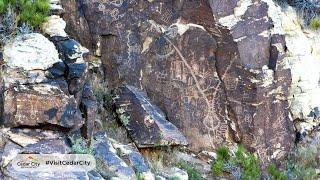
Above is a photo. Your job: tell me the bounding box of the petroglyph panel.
[73,0,296,164]
[142,27,230,151]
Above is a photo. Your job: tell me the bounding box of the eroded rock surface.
[115,85,188,148]
[0,30,93,132]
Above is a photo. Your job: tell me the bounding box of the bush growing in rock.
[287,144,318,179]
[310,16,320,29]
[0,0,49,46]
[0,5,17,45]
[212,144,320,179]
[211,145,289,180]
[116,108,130,126]
[0,0,50,27]
[70,136,94,154]
[274,0,320,24]
[176,161,202,180]
[267,164,286,180]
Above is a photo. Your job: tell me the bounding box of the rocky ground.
[0,0,320,179]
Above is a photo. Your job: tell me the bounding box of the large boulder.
[3,33,61,71]
[115,85,188,148]
[110,140,155,179]
[0,128,72,154]
[2,83,83,129]
[92,132,136,179]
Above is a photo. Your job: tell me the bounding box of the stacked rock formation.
[0,0,98,178]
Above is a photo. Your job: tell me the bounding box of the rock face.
[209,0,296,164]
[60,0,297,164]
[115,85,188,148]
[274,6,320,136]
[64,0,231,152]
[60,0,93,51]
[142,24,228,150]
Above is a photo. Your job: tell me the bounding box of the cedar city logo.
[16,155,40,169]
[12,154,96,172]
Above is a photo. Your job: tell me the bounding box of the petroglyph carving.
[160,9,174,24]
[108,0,123,7]
[110,8,120,19]
[224,76,238,90]
[129,0,137,5]
[156,70,168,83]
[98,3,105,11]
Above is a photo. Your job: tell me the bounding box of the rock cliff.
[61,0,298,164]
[0,0,320,179]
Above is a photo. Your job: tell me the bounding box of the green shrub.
[19,0,50,27]
[212,145,300,180]
[0,4,16,42]
[241,154,261,180]
[216,145,230,161]
[212,145,262,179]
[310,16,320,30]
[211,159,224,176]
[92,85,114,109]
[287,145,318,179]
[0,0,5,13]
[0,0,50,27]
[116,108,130,126]
[273,0,320,25]
[70,136,94,154]
[268,164,286,180]
[177,161,202,180]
